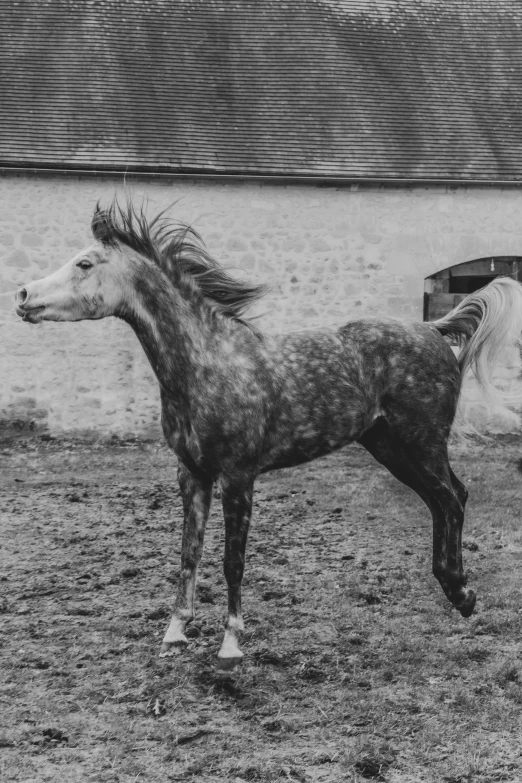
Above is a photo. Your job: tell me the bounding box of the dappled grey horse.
[15,201,522,668]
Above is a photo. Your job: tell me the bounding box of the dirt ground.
[1,435,522,783]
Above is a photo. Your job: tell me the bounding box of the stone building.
[1,0,522,438]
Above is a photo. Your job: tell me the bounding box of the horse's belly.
[259,413,364,472]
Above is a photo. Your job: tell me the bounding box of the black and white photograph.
[1,1,522,781]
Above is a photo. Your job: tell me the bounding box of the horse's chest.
[162,416,207,472]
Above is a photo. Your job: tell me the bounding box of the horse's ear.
[91,203,114,245]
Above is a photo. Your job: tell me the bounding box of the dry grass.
[1,435,522,782]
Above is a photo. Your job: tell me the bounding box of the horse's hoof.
[217,652,244,671]
[159,638,188,658]
[217,628,244,669]
[457,589,476,618]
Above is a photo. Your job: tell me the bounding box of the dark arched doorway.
[424,257,522,321]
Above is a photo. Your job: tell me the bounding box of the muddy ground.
[1,435,522,782]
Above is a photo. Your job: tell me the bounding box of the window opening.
[424,257,521,322]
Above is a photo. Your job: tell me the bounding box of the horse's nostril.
[17,287,28,304]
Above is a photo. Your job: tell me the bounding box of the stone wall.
[1,172,521,438]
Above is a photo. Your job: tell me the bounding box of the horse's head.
[16,199,266,328]
[15,241,130,323]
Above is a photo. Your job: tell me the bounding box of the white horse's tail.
[433,277,522,413]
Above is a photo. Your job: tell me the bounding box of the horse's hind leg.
[450,467,469,510]
[160,463,213,657]
[359,419,475,617]
[447,466,469,589]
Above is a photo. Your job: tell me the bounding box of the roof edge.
[1,164,522,188]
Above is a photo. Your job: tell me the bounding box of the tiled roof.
[1,0,522,181]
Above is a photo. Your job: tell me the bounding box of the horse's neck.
[122,272,218,399]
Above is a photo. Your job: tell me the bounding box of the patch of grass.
[494,661,521,688]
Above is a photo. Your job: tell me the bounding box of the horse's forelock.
[91,203,117,246]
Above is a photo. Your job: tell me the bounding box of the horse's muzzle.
[15,287,45,322]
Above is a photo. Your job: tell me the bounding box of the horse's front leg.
[217,476,254,670]
[160,462,213,657]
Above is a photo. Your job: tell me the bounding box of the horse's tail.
[433,277,522,412]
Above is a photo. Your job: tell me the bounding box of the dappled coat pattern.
[15,201,522,667]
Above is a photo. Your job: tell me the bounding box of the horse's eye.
[77,260,93,270]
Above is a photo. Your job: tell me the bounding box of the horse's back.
[337,316,458,375]
[273,316,459,392]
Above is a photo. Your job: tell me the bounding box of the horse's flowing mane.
[91,199,267,325]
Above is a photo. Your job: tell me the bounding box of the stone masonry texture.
[1,173,521,439]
